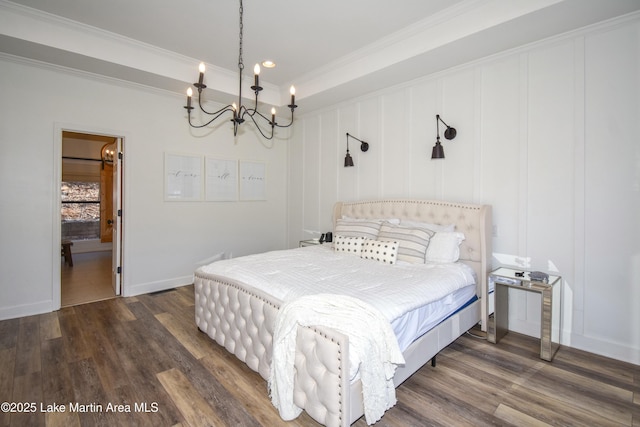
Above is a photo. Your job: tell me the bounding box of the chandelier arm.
[187,107,235,129]
[196,92,233,116]
[274,111,294,128]
[242,107,270,123]
[245,113,275,140]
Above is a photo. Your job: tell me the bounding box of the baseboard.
[123,275,193,297]
[564,332,640,366]
[506,320,639,365]
[0,299,54,321]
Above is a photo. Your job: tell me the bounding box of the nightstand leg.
[540,286,553,361]
[492,284,509,343]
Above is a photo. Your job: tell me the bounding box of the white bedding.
[270,294,405,425]
[197,244,477,351]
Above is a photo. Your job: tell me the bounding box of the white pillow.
[425,232,465,263]
[377,223,434,264]
[360,239,399,265]
[334,219,381,240]
[333,235,366,256]
[400,220,455,232]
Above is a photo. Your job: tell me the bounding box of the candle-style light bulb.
[271,107,276,125]
[290,85,296,107]
[232,103,237,120]
[186,87,193,108]
[253,63,260,88]
[198,62,205,85]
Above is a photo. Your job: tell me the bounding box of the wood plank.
[155,312,209,360]
[109,298,137,322]
[72,303,131,392]
[157,368,226,427]
[39,312,61,341]
[57,307,92,362]
[494,403,552,426]
[0,317,19,350]
[41,337,79,427]
[67,357,118,426]
[11,372,44,427]
[0,347,16,427]
[14,316,41,376]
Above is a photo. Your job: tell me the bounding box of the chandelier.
[184,0,297,140]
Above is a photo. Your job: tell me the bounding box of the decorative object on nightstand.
[487,267,562,361]
[299,239,321,247]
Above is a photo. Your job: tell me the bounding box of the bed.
[194,199,492,426]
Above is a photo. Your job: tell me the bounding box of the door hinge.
[117,209,122,217]
[118,152,123,160]
[117,266,121,274]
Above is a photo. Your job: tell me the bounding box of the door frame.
[53,123,127,310]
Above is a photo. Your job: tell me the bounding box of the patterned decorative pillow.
[378,223,434,264]
[360,239,399,265]
[425,232,466,263]
[334,219,381,240]
[333,235,366,256]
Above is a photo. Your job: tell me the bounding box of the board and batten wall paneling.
[441,68,477,203]
[357,97,382,200]
[408,81,440,199]
[302,116,321,239]
[319,110,339,232]
[381,90,410,198]
[479,56,522,263]
[289,15,640,364]
[287,117,305,247]
[583,22,640,356]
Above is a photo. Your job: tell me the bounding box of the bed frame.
[194,199,492,426]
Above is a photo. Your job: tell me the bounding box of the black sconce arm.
[346,133,370,152]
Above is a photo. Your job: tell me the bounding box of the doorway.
[60,131,123,306]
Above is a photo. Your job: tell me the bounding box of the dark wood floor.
[1,285,638,427]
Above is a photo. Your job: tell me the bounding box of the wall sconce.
[432,115,457,159]
[344,133,369,167]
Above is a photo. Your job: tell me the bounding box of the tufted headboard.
[333,199,492,331]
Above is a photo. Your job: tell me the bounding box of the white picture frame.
[164,153,203,201]
[239,160,266,201]
[205,157,238,201]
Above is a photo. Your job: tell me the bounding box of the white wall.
[0,57,289,319]
[287,15,640,364]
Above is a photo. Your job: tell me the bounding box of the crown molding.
[0,0,285,106]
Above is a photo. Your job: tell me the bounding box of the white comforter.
[198,244,476,324]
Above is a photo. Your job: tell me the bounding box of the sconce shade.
[431,141,445,159]
[344,152,354,167]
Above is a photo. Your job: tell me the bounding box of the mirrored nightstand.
[487,267,562,361]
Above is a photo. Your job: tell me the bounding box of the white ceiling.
[1,0,640,112]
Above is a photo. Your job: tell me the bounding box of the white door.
[112,137,123,295]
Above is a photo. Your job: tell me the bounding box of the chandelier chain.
[238,0,244,71]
